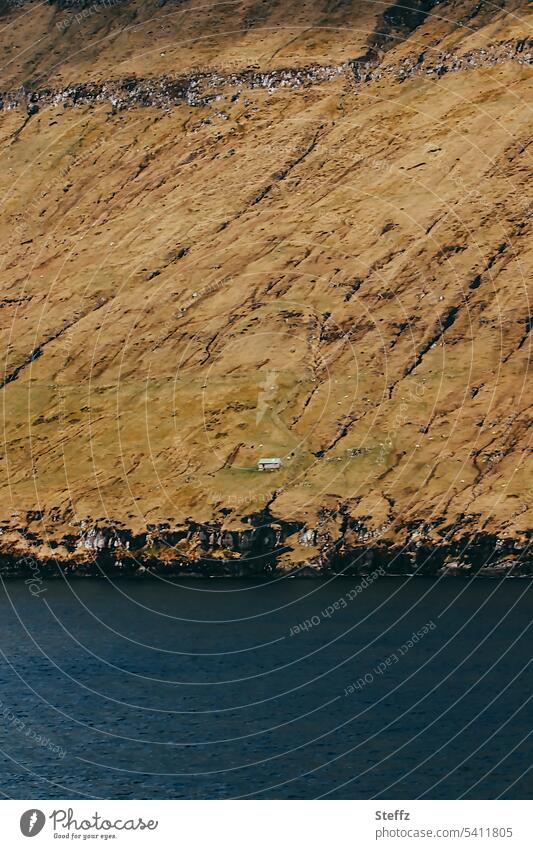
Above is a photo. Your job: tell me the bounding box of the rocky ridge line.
[1,39,531,116]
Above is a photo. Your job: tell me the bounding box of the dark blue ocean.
[0,576,531,799]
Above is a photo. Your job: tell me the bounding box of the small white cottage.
[257,457,283,472]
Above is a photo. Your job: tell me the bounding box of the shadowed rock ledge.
[1,514,530,579]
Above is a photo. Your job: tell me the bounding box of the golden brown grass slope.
[0,0,531,567]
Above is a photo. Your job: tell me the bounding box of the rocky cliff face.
[0,0,531,576]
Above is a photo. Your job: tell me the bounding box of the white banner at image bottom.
[1,799,531,848]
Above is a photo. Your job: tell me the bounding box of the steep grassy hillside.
[0,0,531,575]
